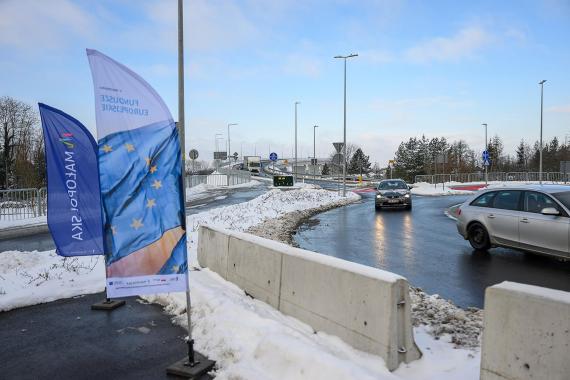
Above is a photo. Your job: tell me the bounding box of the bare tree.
[0,96,40,188]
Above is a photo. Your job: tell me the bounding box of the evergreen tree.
[348,148,371,174]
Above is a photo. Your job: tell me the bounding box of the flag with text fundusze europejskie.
[87,49,188,298]
[38,103,104,257]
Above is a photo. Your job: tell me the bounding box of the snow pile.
[0,250,104,311]
[410,287,483,348]
[411,182,474,196]
[186,188,359,239]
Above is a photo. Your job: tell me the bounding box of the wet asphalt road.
[294,191,570,308]
[0,291,211,380]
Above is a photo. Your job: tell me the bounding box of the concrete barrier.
[197,225,421,371]
[480,282,570,380]
[0,223,49,240]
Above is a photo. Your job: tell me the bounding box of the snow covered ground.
[0,215,47,230]
[0,187,482,379]
[186,179,262,201]
[412,180,568,196]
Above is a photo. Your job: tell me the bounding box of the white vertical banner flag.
[87,49,188,298]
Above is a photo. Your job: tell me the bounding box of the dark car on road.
[375,179,412,211]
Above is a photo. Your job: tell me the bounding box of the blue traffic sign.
[482,150,491,166]
[269,152,278,161]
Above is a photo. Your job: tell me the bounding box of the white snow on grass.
[0,250,104,311]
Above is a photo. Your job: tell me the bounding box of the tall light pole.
[227,123,237,165]
[539,80,547,184]
[334,53,358,197]
[294,101,300,181]
[313,125,319,179]
[482,123,488,185]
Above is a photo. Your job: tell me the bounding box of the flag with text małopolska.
[38,103,104,257]
[87,49,188,298]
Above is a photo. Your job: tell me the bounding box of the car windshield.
[552,191,570,210]
[378,181,407,190]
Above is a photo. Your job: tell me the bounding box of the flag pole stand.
[91,260,125,311]
[166,0,215,377]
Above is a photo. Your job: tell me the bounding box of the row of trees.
[0,96,46,189]
[391,134,570,182]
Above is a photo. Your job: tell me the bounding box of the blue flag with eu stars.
[38,103,104,257]
[87,49,188,298]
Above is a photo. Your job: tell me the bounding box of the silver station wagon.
[456,185,570,259]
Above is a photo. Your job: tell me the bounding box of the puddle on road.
[296,218,321,232]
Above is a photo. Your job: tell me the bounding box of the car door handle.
[520,218,529,223]
[487,214,495,219]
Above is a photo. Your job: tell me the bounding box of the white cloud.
[405,26,493,63]
[547,104,570,113]
[0,0,96,50]
[282,53,321,77]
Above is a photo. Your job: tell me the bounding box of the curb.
[0,223,49,240]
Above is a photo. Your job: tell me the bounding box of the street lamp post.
[313,125,319,179]
[539,80,547,184]
[482,123,488,185]
[294,101,300,182]
[227,123,237,165]
[334,53,358,197]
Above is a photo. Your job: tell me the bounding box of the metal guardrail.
[186,171,251,188]
[2,171,252,221]
[414,172,570,184]
[0,187,47,221]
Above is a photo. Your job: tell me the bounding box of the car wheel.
[375,204,382,211]
[406,204,412,211]
[467,223,491,251]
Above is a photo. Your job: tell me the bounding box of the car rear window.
[492,190,522,211]
[470,192,496,207]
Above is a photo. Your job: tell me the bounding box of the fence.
[1,171,252,221]
[0,188,47,221]
[186,170,251,188]
[414,171,570,184]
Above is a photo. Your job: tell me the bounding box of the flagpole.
[177,0,195,365]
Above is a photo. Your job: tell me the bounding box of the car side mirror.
[541,207,560,216]
[408,185,413,190]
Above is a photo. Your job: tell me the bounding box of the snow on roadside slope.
[0,251,104,311]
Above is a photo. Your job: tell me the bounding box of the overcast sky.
[1,0,569,164]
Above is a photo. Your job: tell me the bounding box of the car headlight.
[376,194,383,199]
[404,194,410,198]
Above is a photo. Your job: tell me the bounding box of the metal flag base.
[91,298,126,311]
[166,339,215,378]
